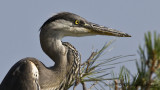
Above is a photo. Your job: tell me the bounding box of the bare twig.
[114,80,118,90]
[81,52,97,66]
[81,82,87,90]
[89,81,98,90]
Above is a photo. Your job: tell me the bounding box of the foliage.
[71,31,160,90]
[117,31,160,90]
[72,40,135,90]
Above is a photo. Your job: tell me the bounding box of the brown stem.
[81,82,87,90]
[114,80,118,90]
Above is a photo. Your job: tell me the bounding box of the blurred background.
[0,0,160,89]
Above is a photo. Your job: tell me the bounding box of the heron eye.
[74,20,79,25]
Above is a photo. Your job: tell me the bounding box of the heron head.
[40,12,131,38]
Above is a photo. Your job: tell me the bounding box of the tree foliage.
[71,31,160,90]
[117,31,160,90]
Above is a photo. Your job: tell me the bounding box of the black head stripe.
[40,12,86,30]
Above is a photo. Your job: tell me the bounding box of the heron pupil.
[75,20,79,25]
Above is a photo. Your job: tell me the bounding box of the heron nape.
[0,12,131,90]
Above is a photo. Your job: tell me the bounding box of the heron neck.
[40,30,67,69]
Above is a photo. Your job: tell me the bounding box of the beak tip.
[115,32,131,37]
[124,33,131,37]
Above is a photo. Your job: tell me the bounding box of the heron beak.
[85,22,131,37]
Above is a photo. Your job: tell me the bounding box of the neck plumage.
[39,29,69,89]
[39,28,80,89]
[40,29,67,69]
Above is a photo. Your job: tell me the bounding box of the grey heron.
[0,12,131,90]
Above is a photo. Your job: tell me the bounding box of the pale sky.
[0,0,160,90]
